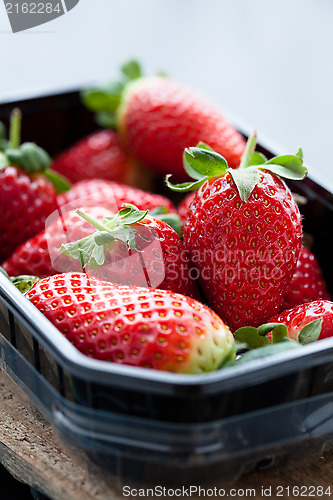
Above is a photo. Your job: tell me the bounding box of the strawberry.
[82,61,246,181]
[25,272,235,373]
[167,134,307,331]
[57,179,176,214]
[52,129,145,186]
[0,110,70,262]
[178,191,196,227]
[281,246,330,311]
[1,206,112,278]
[269,300,333,342]
[60,204,198,298]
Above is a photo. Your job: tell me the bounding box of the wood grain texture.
[1,369,333,500]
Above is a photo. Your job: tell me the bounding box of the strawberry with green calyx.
[25,272,235,374]
[0,266,39,293]
[0,109,71,262]
[281,246,330,312]
[60,204,198,298]
[82,60,246,181]
[269,300,333,342]
[1,206,114,279]
[234,319,322,349]
[167,133,307,331]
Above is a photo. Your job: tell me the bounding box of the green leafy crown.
[60,204,149,269]
[81,60,144,129]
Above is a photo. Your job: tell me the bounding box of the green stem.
[76,209,113,232]
[239,131,257,169]
[9,108,21,150]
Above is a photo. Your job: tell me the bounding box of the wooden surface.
[1,369,333,500]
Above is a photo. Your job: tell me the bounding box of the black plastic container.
[1,90,333,486]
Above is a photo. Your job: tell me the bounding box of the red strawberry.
[1,206,112,278]
[57,179,176,214]
[61,205,198,299]
[270,300,333,341]
[25,272,235,373]
[82,61,246,181]
[281,246,330,311]
[178,191,196,227]
[52,129,145,186]
[0,110,70,262]
[168,134,306,331]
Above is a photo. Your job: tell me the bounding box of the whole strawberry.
[0,110,70,262]
[61,204,198,299]
[25,273,235,373]
[1,206,112,278]
[57,179,176,214]
[270,300,333,341]
[281,246,330,311]
[168,134,307,331]
[52,129,144,186]
[82,61,246,181]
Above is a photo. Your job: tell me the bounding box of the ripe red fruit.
[281,246,330,311]
[25,273,235,373]
[168,134,307,331]
[61,205,198,299]
[270,300,333,341]
[0,110,70,262]
[57,179,176,214]
[1,206,112,278]
[83,62,246,181]
[0,166,57,262]
[52,129,142,185]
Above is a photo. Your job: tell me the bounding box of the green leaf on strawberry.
[249,151,266,165]
[234,326,270,349]
[296,148,303,160]
[264,154,306,180]
[235,318,322,350]
[167,132,307,202]
[60,204,149,269]
[298,318,323,344]
[6,142,51,172]
[165,176,205,193]
[81,60,143,129]
[228,168,261,202]
[121,59,142,80]
[234,322,290,348]
[183,147,228,179]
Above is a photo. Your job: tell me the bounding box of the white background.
[0,0,332,190]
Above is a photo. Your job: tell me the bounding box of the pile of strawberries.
[0,61,332,374]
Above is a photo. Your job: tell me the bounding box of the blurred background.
[0,0,332,189]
